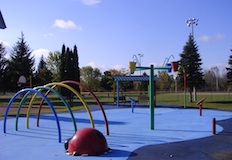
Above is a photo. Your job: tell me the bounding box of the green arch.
[26,82,94,130]
[14,86,77,131]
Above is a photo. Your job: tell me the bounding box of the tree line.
[0,33,232,102]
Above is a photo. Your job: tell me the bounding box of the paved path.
[128,118,232,160]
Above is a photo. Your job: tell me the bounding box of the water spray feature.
[3,81,109,143]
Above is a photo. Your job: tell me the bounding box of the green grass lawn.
[0,91,231,117]
[156,92,232,110]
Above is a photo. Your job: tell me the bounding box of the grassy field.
[0,91,231,117]
[156,92,232,110]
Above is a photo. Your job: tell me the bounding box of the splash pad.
[3,80,109,143]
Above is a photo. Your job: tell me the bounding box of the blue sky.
[1,0,232,74]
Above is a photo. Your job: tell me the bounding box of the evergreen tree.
[73,45,80,92]
[60,44,80,89]
[8,32,35,90]
[34,55,52,86]
[0,42,7,93]
[179,35,205,102]
[59,44,81,105]
[64,46,71,80]
[226,49,232,88]
[60,44,66,82]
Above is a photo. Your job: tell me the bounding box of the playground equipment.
[128,97,137,113]
[171,61,187,108]
[196,97,206,116]
[3,81,109,143]
[128,60,172,130]
[66,128,111,156]
[212,118,216,135]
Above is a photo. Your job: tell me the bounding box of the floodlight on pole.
[186,18,198,37]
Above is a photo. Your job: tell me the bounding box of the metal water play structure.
[3,81,109,143]
[128,55,178,130]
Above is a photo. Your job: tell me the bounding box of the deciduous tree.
[80,66,102,91]
[0,42,7,93]
[46,51,61,82]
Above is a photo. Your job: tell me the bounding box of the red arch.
[37,80,109,135]
[61,80,109,135]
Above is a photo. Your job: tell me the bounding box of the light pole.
[186,18,198,37]
[212,67,219,91]
[186,18,198,101]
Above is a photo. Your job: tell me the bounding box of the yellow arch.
[26,82,94,129]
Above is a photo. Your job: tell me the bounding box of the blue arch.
[3,88,62,143]
[15,86,77,132]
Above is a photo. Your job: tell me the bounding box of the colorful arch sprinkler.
[66,128,111,156]
[3,80,110,143]
[15,86,77,132]
[36,81,109,135]
[61,80,109,135]
[3,88,62,142]
[27,82,94,130]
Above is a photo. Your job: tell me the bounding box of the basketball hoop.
[17,75,26,87]
[17,81,23,87]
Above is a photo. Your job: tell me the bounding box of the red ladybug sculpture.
[65,128,111,156]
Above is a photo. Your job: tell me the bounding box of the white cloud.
[198,33,226,42]
[85,62,125,72]
[198,35,211,42]
[81,0,102,5]
[32,49,50,67]
[52,19,82,30]
[0,40,12,58]
[86,61,97,68]
[43,33,53,37]
[112,64,124,70]
[215,33,225,40]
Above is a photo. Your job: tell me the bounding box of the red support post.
[196,97,206,116]
[199,104,202,116]
[212,118,216,135]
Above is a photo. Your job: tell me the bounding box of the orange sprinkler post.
[199,104,202,116]
[196,97,206,116]
[212,118,216,135]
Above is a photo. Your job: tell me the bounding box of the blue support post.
[116,80,120,107]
